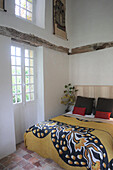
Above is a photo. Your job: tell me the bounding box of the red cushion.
[95,111,111,119]
[73,107,86,116]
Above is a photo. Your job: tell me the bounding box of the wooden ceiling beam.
[0,26,69,54]
[70,42,113,55]
[0,26,113,55]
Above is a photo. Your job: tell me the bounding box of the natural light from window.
[11,46,22,104]
[25,49,34,102]
[11,45,35,104]
[15,0,33,21]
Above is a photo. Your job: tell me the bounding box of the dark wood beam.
[0,26,69,54]
[70,42,113,55]
[1,26,113,55]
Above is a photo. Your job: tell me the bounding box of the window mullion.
[21,45,26,105]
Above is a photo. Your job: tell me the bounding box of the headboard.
[75,85,113,100]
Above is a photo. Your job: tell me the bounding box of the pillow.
[73,107,86,116]
[75,96,95,115]
[95,111,111,119]
[96,98,113,117]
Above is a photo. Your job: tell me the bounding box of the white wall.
[0,35,16,159]
[37,47,69,121]
[37,47,45,122]
[70,0,113,48]
[36,0,45,28]
[69,0,113,86]
[43,47,69,120]
[69,48,113,85]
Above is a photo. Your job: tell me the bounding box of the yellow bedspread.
[24,115,113,170]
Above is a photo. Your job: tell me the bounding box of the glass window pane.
[17,94,22,103]
[21,0,26,8]
[30,85,34,92]
[27,11,32,21]
[13,95,16,104]
[16,57,21,65]
[30,59,33,66]
[30,50,33,58]
[16,47,21,56]
[25,49,29,57]
[27,2,32,12]
[26,93,30,101]
[11,45,23,104]
[17,76,21,84]
[25,58,29,66]
[28,0,32,3]
[17,85,21,93]
[25,76,29,84]
[30,68,33,75]
[12,86,16,94]
[26,85,29,92]
[16,67,21,75]
[11,45,35,104]
[12,66,16,75]
[30,93,34,100]
[25,67,29,75]
[12,76,16,85]
[30,76,34,84]
[21,8,26,19]
[11,46,15,55]
[11,56,16,65]
[15,5,20,16]
[15,0,20,5]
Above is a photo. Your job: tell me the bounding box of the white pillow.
[85,114,94,118]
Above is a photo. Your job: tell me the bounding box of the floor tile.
[0,142,64,170]
[27,150,34,154]
[23,154,32,160]
[17,160,28,167]
[33,161,42,168]
[2,160,14,167]
[44,158,53,164]
[29,157,39,164]
[16,149,28,157]
[11,155,22,162]
[0,163,5,170]
[7,162,17,170]
[0,157,9,164]
[13,165,24,170]
[23,163,35,170]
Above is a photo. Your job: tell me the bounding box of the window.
[11,44,35,104]
[15,0,33,21]
[25,49,34,101]
[11,46,22,104]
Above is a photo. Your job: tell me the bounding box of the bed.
[24,97,113,170]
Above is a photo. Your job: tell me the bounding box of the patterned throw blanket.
[24,115,113,170]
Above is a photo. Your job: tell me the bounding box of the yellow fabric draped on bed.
[24,115,113,170]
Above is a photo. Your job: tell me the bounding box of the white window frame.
[11,45,22,104]
[24,48,35,102]
[5,0,36,24]
[15,0,33,22]
[11,41,36,104]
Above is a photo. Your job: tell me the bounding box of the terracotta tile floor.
[0,142,64,170]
